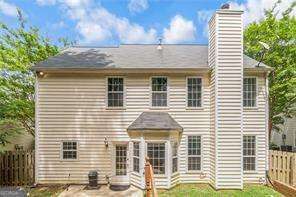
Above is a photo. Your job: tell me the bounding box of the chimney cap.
[221,3,230,9]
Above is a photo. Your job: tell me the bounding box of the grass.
[25,185,66,197]
[158,184,282,197]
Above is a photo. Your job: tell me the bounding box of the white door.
[111,143,130,185]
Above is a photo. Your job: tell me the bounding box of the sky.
[0,0,295,46]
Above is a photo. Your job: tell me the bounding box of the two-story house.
[33,7,271,190]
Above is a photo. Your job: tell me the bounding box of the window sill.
[105,107,126,111]
[154,174,167,178]
[243,107,259,111]
[186,170,202,174]
[186,107,204,111]
[243,170,257,174]
[60,159,79,162]
[149,107,170,110]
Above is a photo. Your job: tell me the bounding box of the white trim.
[186,76,203,109]
[265,73,270,171]
[186,135,203,173]
[149,76,169,109]
[214,13,219,189]
[239,13,244,188]
[60,140,79,161]
[243,76,258,108]
[140,134,145,188]
[34,76,39,184]
[105,76,126,110]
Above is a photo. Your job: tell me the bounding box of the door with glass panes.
[111,143,130,185]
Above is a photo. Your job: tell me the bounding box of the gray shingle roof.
[127,112,183,131]
[33,44,269,70]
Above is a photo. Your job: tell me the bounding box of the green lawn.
[158,184,282,197]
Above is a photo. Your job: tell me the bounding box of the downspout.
[265,71,271,184]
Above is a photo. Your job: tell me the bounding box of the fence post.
[145,157,152,197]
[292,153,296,187]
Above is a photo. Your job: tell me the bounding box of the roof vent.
[221,3,230,9]
[157,38,162,50]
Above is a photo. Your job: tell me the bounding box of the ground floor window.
[172,142,178,173]
[147,143,166,174]
[243,135,256,171]
[133,142,140,173]
[62,141,77,160]
[187,136,201,171]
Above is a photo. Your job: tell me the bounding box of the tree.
[0,10,65,147]
[244,1,296,139]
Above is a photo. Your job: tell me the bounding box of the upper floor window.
[243,78,256,107]
[151,77,167,107]
[108,77,124,107]
[187,136,201,171]
[187,77,202,107]
[62,141,77,160]
[243,136,256,171]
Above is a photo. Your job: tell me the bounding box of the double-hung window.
[107,77,124,107]
[243,136,256,171]
[243,78,256,107]
[133,142,140,173]
[62,141,77,160]
[147,143,165,174]
[187,136,201,171]
[172,142,178,173]
[151,77,168,107]
[187,77,202,107]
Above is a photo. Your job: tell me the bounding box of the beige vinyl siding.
[36,73,211,188]
[243,74,268,183]
[208,14,217,187]
[212,10,244,189]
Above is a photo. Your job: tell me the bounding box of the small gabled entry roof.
[127,112,183,132]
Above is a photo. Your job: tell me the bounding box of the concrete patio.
[58,185,143,197]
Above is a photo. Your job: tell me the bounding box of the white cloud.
[230,0,296,25]
[197,9,214,23]
[197,9,214,38]
[37,0,157,44]
[0,0,18,17]
[36,0,56,5]
[128,0,148,13]
[163,15,196,44]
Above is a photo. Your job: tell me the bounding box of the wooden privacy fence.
[269,150,296,187]
[0,150,35,186]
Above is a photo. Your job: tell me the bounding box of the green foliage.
[0,10,61,145]
[244,1,296,134]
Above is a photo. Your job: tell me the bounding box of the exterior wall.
[209,10,244,189]
[243,73,268,183]
[36,72,211,188]
[208,14,217,187]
